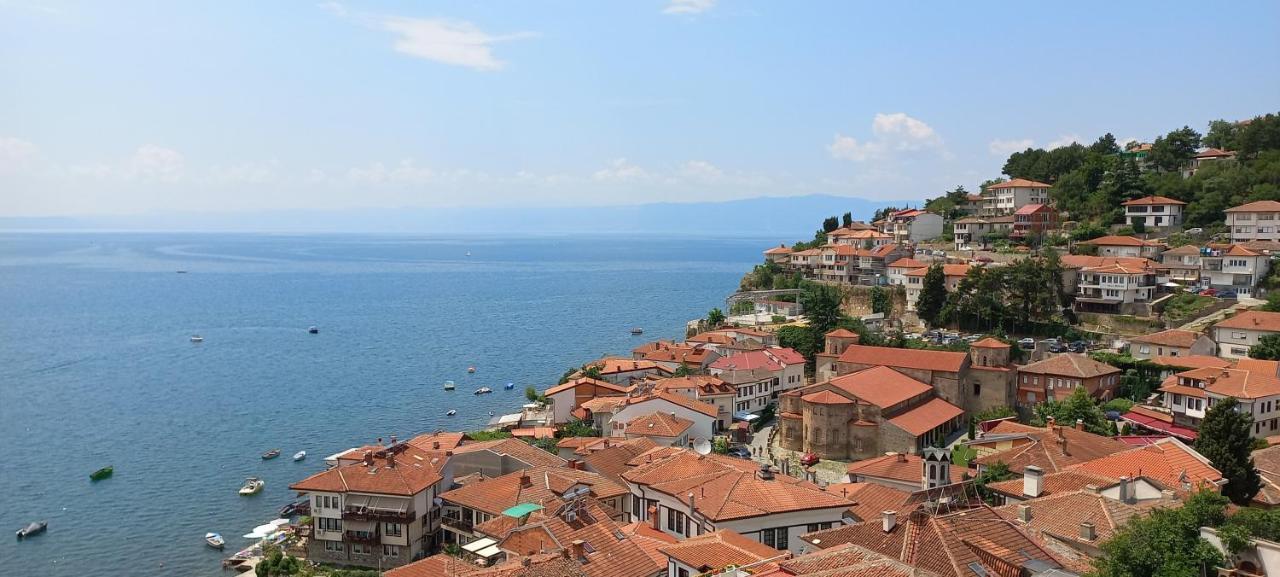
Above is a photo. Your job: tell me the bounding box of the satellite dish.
[693,439,712,456]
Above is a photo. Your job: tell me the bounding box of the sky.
[1,0,1278,218]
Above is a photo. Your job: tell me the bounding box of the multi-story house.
[1010,203,1058,240]
[632,341,721,373]
[658,529,784,577]
[1156,245,1202,285]
[708,347,805,415]
[621,449,853,553]
[577,358,672,385]
[826,227,894,247]
[1160,359,1280,438]
[981,178,1052,217]
[1072,260,1158,315]
[1078,235,1165,259]
[952,215,1014,250]
[1199,244,1272,298]
[1014,354,1121,404]
[1211,310,1280,359]
[650,375,736,432]
[1127,329,1216,360]
[884,257,928,286]
[289,441,449,569]
[786,248,821,271]
[763,245,792,264]
[879,209,943,244]
[1183,148,1236,178]
[1226,200,1280,243]
[812,243,905,285]
[1122,195,1186,229]
[545,377,632,425]
[903,264,971,311]
[958,193,984,215]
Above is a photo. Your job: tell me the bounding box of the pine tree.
[1195,397,1263,505]
[916,263,947,327]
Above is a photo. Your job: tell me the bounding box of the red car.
[1199,288,1218,296]
[800,452,820,467]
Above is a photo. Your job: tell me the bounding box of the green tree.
[706,308,726,328]
[1148,126,1203,172]
[822,216,840,233]
[1262,292,1280,312]
[525,385,540,403]
[1204,119,1240,151]
[777,324,818,363]
[800,282,845,335]
[1032,387,1109,435]
[561,418,600,438]
[1089,490,1227,577]
[1090,133,1121,156]
[974,406,1016,423]
[529,437,558,453]
[870,285,890,315]
[916,263,948,327]
[1250,333,1280,360]
[730,300,756,315]
[973,461,1015,504]
[841,212,853,228]
[672,364,695,377]
[1195,396,1263,505]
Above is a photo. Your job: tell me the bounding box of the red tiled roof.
[1014,203,1051,215]
[904,264,971,278]
[887,398,964,436]
[1226,244,1263,256]
[1182,366,1280,399]
[972,421,1129,475]
[1130,329,1205,348]
[625,411,693,438]
[886,258,929,270]
[846,453,965,484]
[709,347,804,372]
[836,345,968,374]
[452,438,569,469]
[1071,438,1222,495]
[579,438,658,484]
[1019,353,1121,379]
[802,390,857,405]
[824,482,911,523]
[1059,255,1153,270]
[1150,355,1229,370]
[1227,200,1280,213]
[764,245,794,254]
[970,337,1010,349]
[988,178,1052,189]
[1196,148,1235,159]
[1120,409,1199,441]
[1122,195,1187,206]
[581,357,670,376]
[987,468,1119,500]
[544,377,631,397]
[1214,310,1280,333]
[1079,235,1160,247]
[440,466,628,517]
[825,328,860,338]
[290,444,446,496]
[657,529,782,572]
[822,366,933,409]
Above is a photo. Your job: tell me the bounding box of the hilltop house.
[1071,260,1159,316]
[827,227,894,247]
[1160,358,1280,437]
[1212,310,1280,359]
[880,209,943,244]
[545,377,632,425]
[1200,244,1272,298]
[1184,148,1237,178]
[952,215,1015,250]
[884,257,928,286]
[1078,235,1165,259]
[812,243,906,285]
[1226,201,1280,243]
[1127,329,1216,360]
[1015,354,1122,404]
[708,347,805,415]
[1157,245,1203,285]
[904,264,971,312]
[981,178,1053,217]
[1010,204,1058,240]
[1122,196,1186,229]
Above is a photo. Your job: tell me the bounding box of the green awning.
[502,503,544,518]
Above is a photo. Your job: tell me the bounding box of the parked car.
[799,452,820,467]
[726,445,752,459]
[1199,288,1218,297]
[1048,342,1065,353]
[963,334,981,343]
[976,256,994,263]
[944,332,960,340]
[1218,290,1238,299]
[1069,341,1088,353]
[1018,337,1036,349]
[1186,227,1204,235]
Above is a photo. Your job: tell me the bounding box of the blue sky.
[2,0,1278,217]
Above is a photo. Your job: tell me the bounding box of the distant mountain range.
[0,194,918,238]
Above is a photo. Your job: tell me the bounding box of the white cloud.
[0,136,39,175]
[988,138,1034,157]
[130,145,184,181]
[381,17,533,71]
[316,1,346,17]
[678,160,723,181]
[592,158,650,182]
[1046,134,1082,149]
[345,160,437,185]
[829,113,944,162]
[663,0,716,15]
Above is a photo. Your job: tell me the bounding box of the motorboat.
[261,449,281,460]
[504,382,515,390]
[16,522,46,539]
[190,335,204,343]
[308,326,319,334]
[474,387,492,395]
[443,380,456,391]
[279,500,308,517]
[206,532,226,549]
[631,328,644,335]
[292,451,306,461]
[90,466,113,481]
[446,409,457,416]
[239,477,265,496]
[467,366,476,374]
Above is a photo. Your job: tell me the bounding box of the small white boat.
[446,409,457,416]
[467,366,476,374]
[206,532,225,549]
[308,326,319,334]
[466,251,472,257]
[631,328,644,335]
[238,477,264,496]
[293,451,306,461]
[190,335,204,343]
[443,380,456,391]
[474,387,492,395]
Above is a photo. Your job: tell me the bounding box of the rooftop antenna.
[693,439,712,456]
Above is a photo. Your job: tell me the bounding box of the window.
[973,383,981,396]
[383,545,399,557]
[806,523,833,532]
[384,522,402,537]
[324,541,345,553]
[1138,345,1150,354]
[317,517,342,532]
[1233,331,1247,340]
[678,569,691,577]
[761,527,789,550]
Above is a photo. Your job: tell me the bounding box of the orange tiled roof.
[1059,255,1153,270]
[972,421,1129,475]
[802,390,857,405]
[625,411,693,438]
[824,482,912,523]
[755,543,926,577]
[824,366,933,408]
[1079,235,1161,247]
[1226,244,1263,256]
[1227,200,1280,213]
[1196,148,1235,158]
[650,375,734,396]
[545,377,631,397]
[657,529,782,573]
[764,245,794,254]
[992,489,1177,570]
[1179,366,1280,399]
[452,438,569,469]
[886,257,929,270]
[579,438,658,484]
[904,264,971,278]
[290,443,446,496]
[1213,309,1280,332]
[825,328,860,338]
[986,468,1119,500]
[1071,438,1222,495]
[440,466,628,517]
[1252,444,1280,506]
[405,431,466,452]
[1130,329,1206,348]
[687,331,737,345]
[846,453,965,485]
[1122,195,1187,206]
[1149,355,1230,370]
[1019,353,1121,379]
[988,178,1052,189]
[887,398,964,436]
[622,450,853,522]
[836,345,968,374]
[970,337,1010,349]
[581,357,670,377]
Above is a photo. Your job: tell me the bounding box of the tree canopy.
[915,264,947,327]
[1089,490,1228,577]
[1195,396,1263,505]
[1249,333,1280,360]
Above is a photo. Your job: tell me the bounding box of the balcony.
[343,507,417,523]
[441,516,474,533]
[344,530,380,544]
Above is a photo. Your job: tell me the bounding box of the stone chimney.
[433,440,441,450]
[1075,419,1084,431]
[882,511,896,533]
[1018,504,1032,523]
[1080,522,1096,541]
[1118,476,1131,503]
[386,451,396,468]
[688,492,696,516]
[363,450,374,466]
[648,505,659,531]
[520,471,532,488]
[571,539,586,561]
[1023,465,1044,498]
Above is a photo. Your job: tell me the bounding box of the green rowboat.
[90,466,113,481]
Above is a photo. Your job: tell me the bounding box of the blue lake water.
[0,233,761,576]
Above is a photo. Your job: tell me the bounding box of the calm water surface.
[0,233,760,576]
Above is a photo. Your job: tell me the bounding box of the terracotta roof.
[764,245,794,254]
[904,264,971,278]
[986,468,1118,500]
[709,347,804,372]
[580,357,670,377]
[617,521,679,567]
[578,396,626,413]
[1179,366,1280,399]
[801,505,1065,577]
[993,489,1177,571]
[1014,203,1051,215]
[825,328,860,338]
[290,443,446,496]
[1018,353,1121,379]
[650,375,733,396]
[1214,310,1280,332]
[440,466,628,517]
[1196,148,1235,159]
[830,228,892,239]
[822,366,933,408]
[1059,255,1153,270]
[1072,438,1223,495]
[1122,195,1187,206]
[511,427,558,440]
[1162,244,1203,256]
[1157,382,1206,399]
[452,438,569,469]
[836,345,968,374]
[886,257,929,270]
[846,453,965,485]
[1252,444,1280,506]
[970,337,1010,348]
[802,390,858,405]
[687,331,738,345]
[1083,261,1155,274]
[1226,244,1263,256]
[1130,329,1205,348]
[386,552,593,577]
[825,482,912,523]
[887,398,965,436]
[633,390,719,418]
[625,412,693,438]
[1226,200,1280,213]
[489,498,666,577]
[987,178,1052,189]
[405,431,466,452]
[622,450,852,522]
[1078,235,1160,247]
[657,529,782,572]
[640,344,716,366]
[1149,355,1230,370]
[971,421,1129,475]
[579,438,658,484]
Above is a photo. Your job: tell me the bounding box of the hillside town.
[252,116,1280,577]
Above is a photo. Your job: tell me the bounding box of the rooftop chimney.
[1080,522,1096,541]
[895,452,906,463]
[1075,419,1084,431]
[882,511,896,532]
[520,472,532,488]
[433,440,440,450]
[522,558,532,567]
[1118,476,1132,503]
[1018,504,1032,523]
[648,505,659,531]
[1047,416,1056,429]
[1023,465,1044,498]
[386,451,396,468]
[759,463,774,480]
[571,539,586,562]
[363,450,374,466]
[688,492,697,516]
